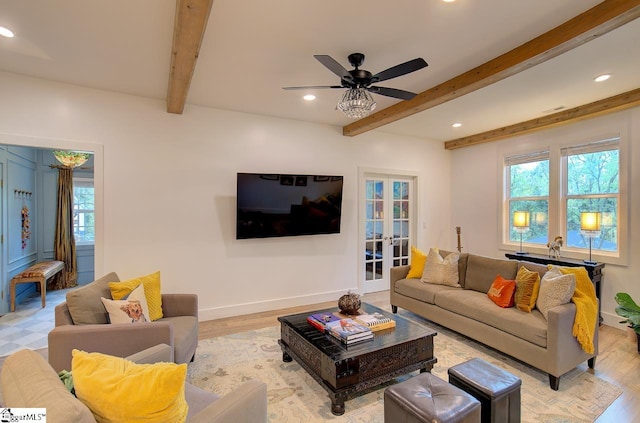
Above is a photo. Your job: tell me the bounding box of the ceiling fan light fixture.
[336,88,376,119]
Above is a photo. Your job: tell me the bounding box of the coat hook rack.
[14,189,33,200]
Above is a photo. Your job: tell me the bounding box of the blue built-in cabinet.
[0,145,95,315]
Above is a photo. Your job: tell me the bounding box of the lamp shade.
[513,211,530,228]
[580,212,601,231]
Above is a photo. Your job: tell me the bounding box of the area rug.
[187,315,622,423]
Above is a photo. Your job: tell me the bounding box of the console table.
[505,252,604,323]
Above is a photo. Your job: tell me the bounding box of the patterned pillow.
[536,267,576,319]
[109,271,163,321]
[101,284,150,324]
[514,266,541,312]
[406,246,427,279]
[487,275,516,308]
[421,248,461,287]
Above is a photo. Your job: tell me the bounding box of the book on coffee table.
[325,318,372,342]
[307,313,341,332]
[354,312,396,331]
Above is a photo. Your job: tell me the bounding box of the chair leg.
[549,374,560,390]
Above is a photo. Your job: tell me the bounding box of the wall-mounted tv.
[236,173,344,239]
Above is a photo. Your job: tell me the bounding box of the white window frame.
[500,134,628,266]
[73,177,95,246]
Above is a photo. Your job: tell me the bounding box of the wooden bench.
[10,260,64,312]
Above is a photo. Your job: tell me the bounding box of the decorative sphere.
[338,291,361,315]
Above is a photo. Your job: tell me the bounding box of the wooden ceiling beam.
[342,0,640,137]
[444,88,640,150]
[166,0,214,114]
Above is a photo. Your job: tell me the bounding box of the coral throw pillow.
[421,248,461,287]
[487,275,516,308]
[514,266,541,312]
[406,246,427,279]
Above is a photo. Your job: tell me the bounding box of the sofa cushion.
[464,255,518,294]
[72,349,188,423]
[434,289,548,347]
[66,272,120,325]
[517,261,548,280]
[406,246,428,279]
[421,248,461,287]
[487,275,516,308]
[0,349,95,423]
[395,278,461,304]
[109,271,163,321]
[514,266,541,313]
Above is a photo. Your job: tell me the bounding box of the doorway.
[360,172,416,294]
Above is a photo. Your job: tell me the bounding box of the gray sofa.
[390,251,597,390]
[1,345,268,423]
[48,272,199,373]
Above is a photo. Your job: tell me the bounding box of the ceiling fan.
[283,53,428,119]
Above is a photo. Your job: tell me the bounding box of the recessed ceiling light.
[303,94,316,101]
[0,26,15,38]
[594,74,611,82]
[452,122,462,128]
[442,0,456,3]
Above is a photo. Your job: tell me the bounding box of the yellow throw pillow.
[110,271,163,321]
[72,349,188,423]
[514,266,541,313]
[406,246,427,279]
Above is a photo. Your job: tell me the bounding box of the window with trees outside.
[506,151,549,246]
[73,178,94,245]
[504,137,621,257]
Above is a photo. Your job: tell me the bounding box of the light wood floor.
[199,291,639,422]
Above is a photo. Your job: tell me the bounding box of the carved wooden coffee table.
[277,303,437,415]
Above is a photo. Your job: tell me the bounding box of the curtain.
[51,167,78,289]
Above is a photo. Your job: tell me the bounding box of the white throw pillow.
[421,248,461,287]
[536,266,576,320]
[101,283,150,324]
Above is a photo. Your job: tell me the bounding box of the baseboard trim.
[197,288,359,321]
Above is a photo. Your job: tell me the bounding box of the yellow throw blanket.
[558,266,598,354]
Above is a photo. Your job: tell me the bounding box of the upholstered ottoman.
[384,373,481,423]
[448,358,521,423]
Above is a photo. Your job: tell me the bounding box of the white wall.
[0,71,452,320]
[450,108,640,329]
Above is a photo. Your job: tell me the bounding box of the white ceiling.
[1,0,638,142]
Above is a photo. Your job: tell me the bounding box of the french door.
[361,173,415,293]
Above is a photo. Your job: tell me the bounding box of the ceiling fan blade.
[371,58,428,83]
[314,55,354,83]
[367,86,418,100]
[283,85,344,90]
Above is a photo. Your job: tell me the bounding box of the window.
[505,151,549,246]
[562,138,619,252]
[503,137,622,260]
[73,178,94,245]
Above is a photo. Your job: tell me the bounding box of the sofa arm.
[390,265,411,288]
[162,294,198,319]
[546,301,598,375]
[188,379,268,423]
[48,322,174,373]
[125,343,174,364]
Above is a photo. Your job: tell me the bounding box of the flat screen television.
[236,173,344,239]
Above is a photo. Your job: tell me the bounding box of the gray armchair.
[48,272,199,373]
